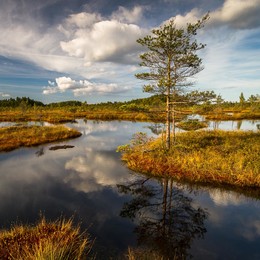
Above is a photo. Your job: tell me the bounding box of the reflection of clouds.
[64,148,132,193]
[209,189,248,206]
[173,182,248,207]
[67,119,158,138]
[66,120,119,136]
[208,120,260,131]
[66,120,160,151]
[85,135,117,150]
[237,220,260,241]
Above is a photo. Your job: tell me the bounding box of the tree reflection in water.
[118,176,208,259]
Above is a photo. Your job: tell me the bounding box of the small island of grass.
[0,125,82,152]
[118,130,260,189]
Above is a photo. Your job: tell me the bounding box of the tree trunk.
[166,55,172,150]
[172,107,176,145]
[166,90,171,150]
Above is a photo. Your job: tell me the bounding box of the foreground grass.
[119,130,260,189]
[0,217,91,259]
[0,125,82,152]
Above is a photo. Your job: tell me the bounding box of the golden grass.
[0,125,81,152]
[0,108,166,123]
[120,130,260,189]
[176,120,208,130]
[0,106,259,124]
[204,111,260,120]
[0,217,91,259]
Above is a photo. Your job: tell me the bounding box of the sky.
[0,0,259,104]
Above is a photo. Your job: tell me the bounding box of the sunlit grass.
[120,130,260,188]
[205,111,260,120]
[2,105,259,124]
[0,125,82,152]
[0,217,92,259]
[0,107,166,123]
[176,119,208,130]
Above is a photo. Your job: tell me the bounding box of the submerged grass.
[120,130,260,189]
[0,125,82,152]
[0,217,91,259]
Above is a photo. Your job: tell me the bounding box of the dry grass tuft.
[0,217,92,259]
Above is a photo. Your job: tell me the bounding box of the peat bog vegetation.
[118,130,260,189]
[0,125,81,152]
[0,217,92,259]
[1,11,260,258]
[0,96,259,259]
[1,94,260,185]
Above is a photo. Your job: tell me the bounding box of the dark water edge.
[0,119,260,259]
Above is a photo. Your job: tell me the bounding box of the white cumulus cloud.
[0,92,11,98]
[173,0,260,29]
[60,13,144,64]
[43,76,129,96]
[211,0,260,29]
[111,6,144,23]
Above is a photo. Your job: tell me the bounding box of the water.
[0,120,259,259]
[1,117,260,132]
[186,114,260,131]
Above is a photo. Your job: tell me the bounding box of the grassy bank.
[119,130,260,189]
[0,217,91,259]
[0,125,82,152]
[204,111,260,120]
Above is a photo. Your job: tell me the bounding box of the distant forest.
[0,92,259,110]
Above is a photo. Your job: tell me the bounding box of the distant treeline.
[0,97,83,108]
[0,92,259,110]
[0,97,44,107]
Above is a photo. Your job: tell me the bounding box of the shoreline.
[119,130,260,189]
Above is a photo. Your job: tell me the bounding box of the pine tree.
[136,14,209,149]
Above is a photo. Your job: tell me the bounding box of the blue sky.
[0,0,259,103]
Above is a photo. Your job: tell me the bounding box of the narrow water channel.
[0,120,259,259]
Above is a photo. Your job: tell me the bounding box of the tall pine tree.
[136,14,209,149]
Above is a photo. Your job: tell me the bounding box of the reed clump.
[0,125,82,152]
[119,130,260,188]
[0,217,91,259]
[176,119,208,130]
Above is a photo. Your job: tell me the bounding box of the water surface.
[0,120,259,259]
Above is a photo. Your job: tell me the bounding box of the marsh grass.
[204,111,260,120]
[0,125,82,152]
[120,130,260,188]
[0,217,91,259]
[0,107,166,123]
[176,120,208,131]
[0,106,259,124]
